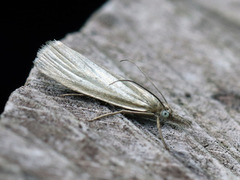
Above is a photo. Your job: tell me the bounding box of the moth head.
[159,103,172,119]
[160,110,170,118]
[161,104,192,127]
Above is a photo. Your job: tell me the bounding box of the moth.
[34,40,191,150]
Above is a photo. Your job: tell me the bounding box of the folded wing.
[34,41,160,112]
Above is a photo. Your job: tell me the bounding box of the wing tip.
[38,40,62,55]
[34,40,63,64]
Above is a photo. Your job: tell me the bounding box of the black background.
[0,1,108,113]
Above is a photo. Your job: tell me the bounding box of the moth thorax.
[148,101,164,114]
[163,103,172,113]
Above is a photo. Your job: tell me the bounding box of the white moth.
[34,40,191,150]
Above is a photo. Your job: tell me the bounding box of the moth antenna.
[120,59,168,104]
[110,79,165,108]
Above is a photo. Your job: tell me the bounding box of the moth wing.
[34,41,160,112]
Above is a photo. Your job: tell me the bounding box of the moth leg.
[89,110,153,122]
[60,93,84,97]
[156,116,169,150]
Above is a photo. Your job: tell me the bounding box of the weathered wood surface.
[1,0,240,179]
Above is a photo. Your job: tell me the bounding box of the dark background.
[0,1,108,113]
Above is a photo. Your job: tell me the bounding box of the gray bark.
[1,0,240,179]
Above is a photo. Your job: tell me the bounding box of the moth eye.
[161,110,169,118]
